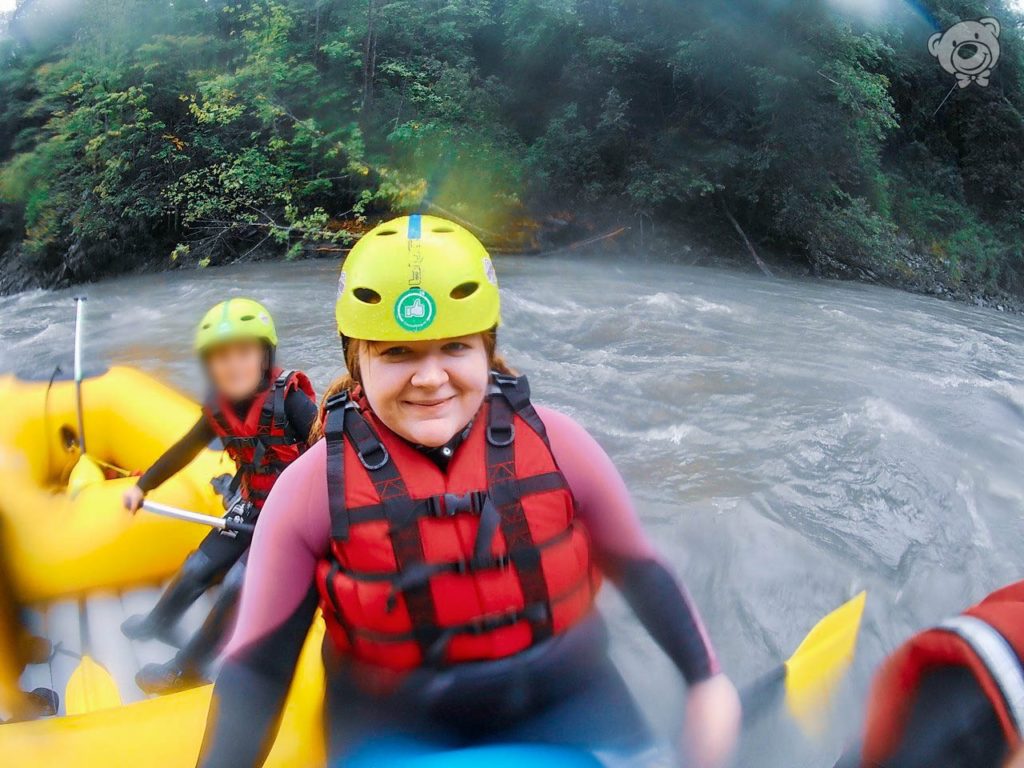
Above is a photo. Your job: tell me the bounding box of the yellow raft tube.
[0,619,327,767]
[0,366,234,604]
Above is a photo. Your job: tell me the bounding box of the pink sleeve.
[224,439,331,656]
[537,405,659,566]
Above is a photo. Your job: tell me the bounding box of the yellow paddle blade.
[784,591,867,734]
[67,455,105,499]
[65,655,122,715]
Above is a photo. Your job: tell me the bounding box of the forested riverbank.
[2,0,1024,306]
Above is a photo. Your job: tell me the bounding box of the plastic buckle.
[358,443,390,471]
[486,423,515,447]
[453,559,469,575]
[323,391,350,411]
[443,492,479,516]
[438,493,458,516]
[491,372,518,388]
[219,512,244,539]
[494,553,511,570]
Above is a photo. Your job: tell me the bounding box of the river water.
[2,256,1023,764]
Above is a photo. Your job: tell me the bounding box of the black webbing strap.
[253,369,291,448]
[205,405,247,498]
[341,474,563,526]
[270,370,293,432]
[250,440,268,473]
[473,498,503,564]
[227,468,244,498]
[339,399,441,659]
[361,524,576,605]
[485,375,554,642]
[222,434,295,448]
[320,560,355,648]
[323,391,351,539]
[342,576,593,651]
[421,601,551,666]
[491,372,550,445]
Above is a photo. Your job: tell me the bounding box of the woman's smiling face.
[358,334,490,447]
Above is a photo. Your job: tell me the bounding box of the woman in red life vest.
[198,216,740,767]
[120,298,317,695]
[838,580,1024,768]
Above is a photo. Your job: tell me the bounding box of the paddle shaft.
[142,500,255,536]
[73,297,87,454]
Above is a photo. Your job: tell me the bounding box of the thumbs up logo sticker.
[394,289,436,332]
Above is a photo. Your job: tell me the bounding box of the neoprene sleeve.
[282,387,318,443]
[197,589,319,768]
[138,389,318,493]
[138,417,213,492]
[616,558,718,684]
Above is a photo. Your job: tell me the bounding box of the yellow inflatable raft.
[0,364,323,764]
[0,365,233,603]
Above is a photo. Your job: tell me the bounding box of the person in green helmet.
[197,217,740,768]
[119,298,317,695]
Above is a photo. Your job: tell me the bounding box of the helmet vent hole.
[432,226,454,233]
[375,230,397,237]
[240,314,255,321]
[354,287,382,305]
[450,282,479,300]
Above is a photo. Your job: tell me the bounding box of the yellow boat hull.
[0,366,234,603]
[0,620,327,767]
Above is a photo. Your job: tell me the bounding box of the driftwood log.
[719,196,774,278]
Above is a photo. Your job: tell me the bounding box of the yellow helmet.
[335,215,500,341]
[194,298,278,353]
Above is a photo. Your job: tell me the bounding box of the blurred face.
[204,340,267,401]
[359,335,490,447]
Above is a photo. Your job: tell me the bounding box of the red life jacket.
[861,580,1024,765]
[315,373,598,672]
[203,368,315,509]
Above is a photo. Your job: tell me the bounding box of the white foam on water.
[956,475,994,551]
[641,422,697,445]
[599,419,709,446]
[639,292,679,309]
[505,294,579,317]
[990,380,1024,413]
[689,297,733,314]
[819,305,849,319]
[861,397,924,439]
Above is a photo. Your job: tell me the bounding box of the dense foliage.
[2,0,1024,296]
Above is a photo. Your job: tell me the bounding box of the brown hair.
[309,329,514,442]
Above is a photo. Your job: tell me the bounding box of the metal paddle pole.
[73,296,88,453]
[142,500,256,536]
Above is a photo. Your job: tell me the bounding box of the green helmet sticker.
[394,288,436,332]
